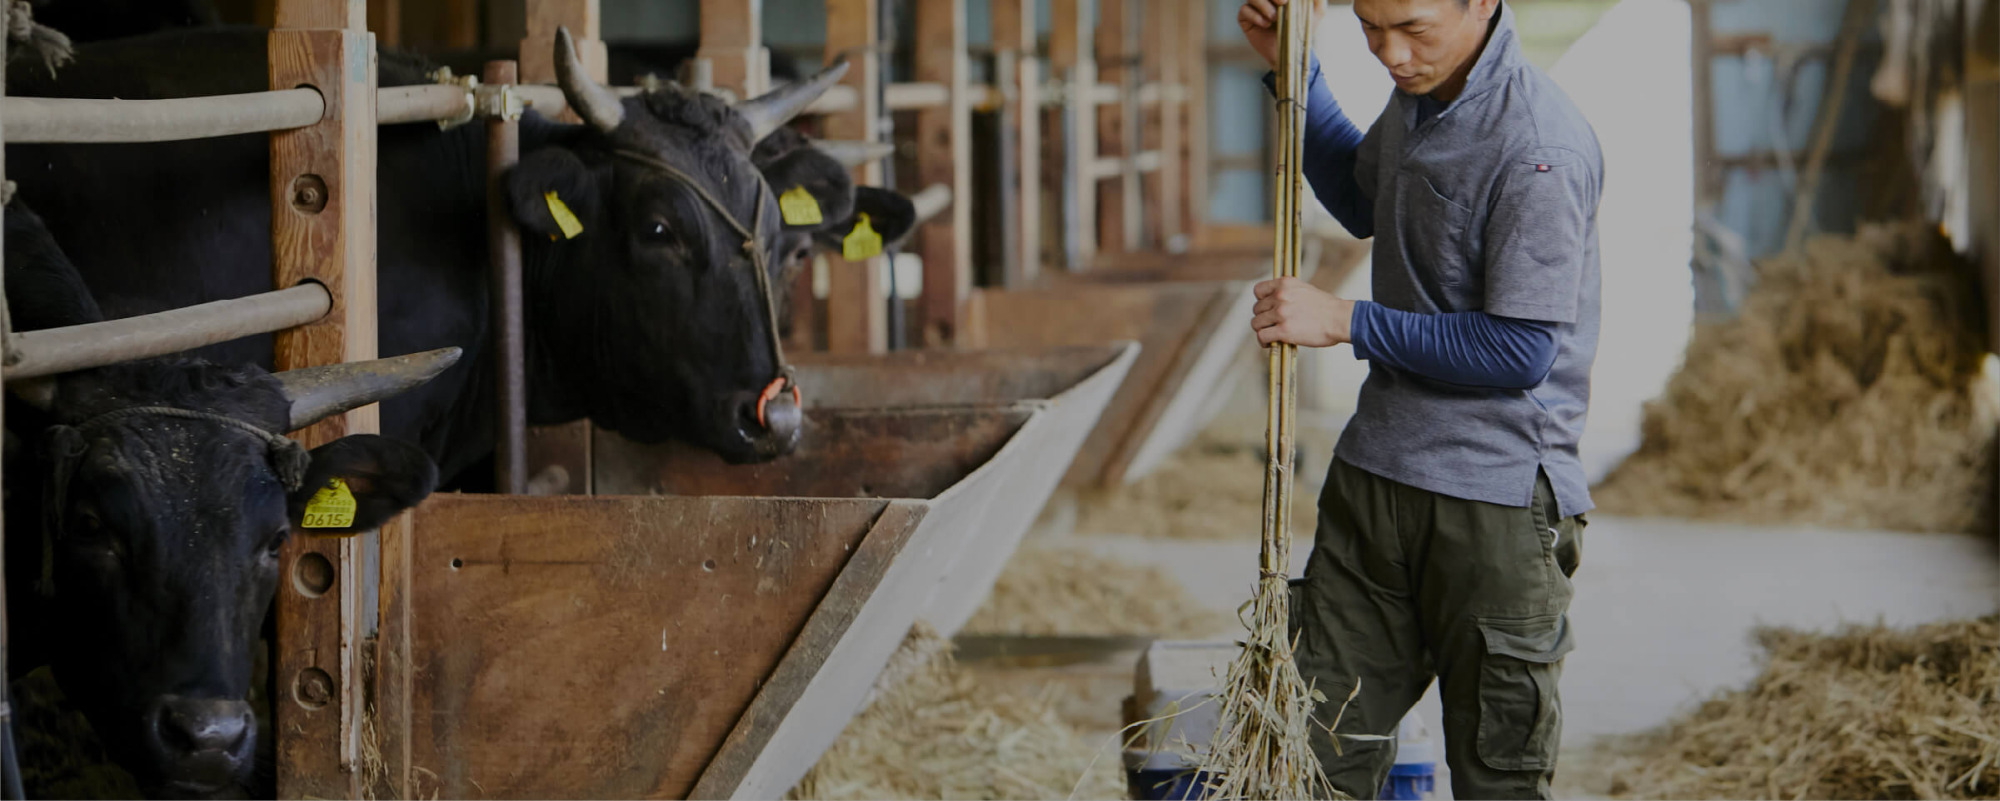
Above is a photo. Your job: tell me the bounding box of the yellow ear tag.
[842,213,883,261]
[301,478,357,530]
[779,186,824,226]
[543,190,585,240]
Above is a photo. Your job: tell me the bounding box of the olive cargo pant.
[1288,459,1584,800]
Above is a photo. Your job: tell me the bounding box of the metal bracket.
[474,83,525,122]
[428,67,481,130]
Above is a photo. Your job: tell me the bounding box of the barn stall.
[0,0,1298,797]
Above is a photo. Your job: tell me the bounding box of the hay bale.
[11,667,142,800]
[789,624,1129,801]
[1576,615,2000,800]
[1075,441,1317,541]
[962,543,1231,637]
[1595,222,2000,533]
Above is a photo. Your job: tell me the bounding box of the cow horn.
[8,377,55,410]
[554,26,624,133]
[276,347,462,432]
[737,57,850,141]
[812,138,895,168]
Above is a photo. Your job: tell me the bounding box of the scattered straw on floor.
[789,624,1128,801]
[962,543,1231,637]
[1596,222,2000,534]
[1571,615,1999,800]
[11,667,142,800]
[1074,441,1319,541]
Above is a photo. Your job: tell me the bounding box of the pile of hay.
[789,624,1128,801]
[1578,615,1999,800]
[10,667,142,800]
[1075,441,1318,541]
[962,544,1231,637]
[1595,222,2000,533]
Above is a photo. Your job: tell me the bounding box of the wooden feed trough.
[376,342,1136,799]
[963,239,1368,489]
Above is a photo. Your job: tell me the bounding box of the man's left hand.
[1251,277,1355,347]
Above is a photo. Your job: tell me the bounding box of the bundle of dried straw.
[1191,1,1338,797]
[788,624,1128,801]
[1573,615,1999,799]
[1595,221,1999,533]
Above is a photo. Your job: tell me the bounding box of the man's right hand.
[1238,0,1288,69]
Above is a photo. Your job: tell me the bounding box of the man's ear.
[288,435,440,535]
[507,147,603,240]
[811,187,918,253]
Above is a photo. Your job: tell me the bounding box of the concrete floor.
[1054,516,2000,799]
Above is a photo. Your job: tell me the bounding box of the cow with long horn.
[7,26,920,488]
[2,202,453,798]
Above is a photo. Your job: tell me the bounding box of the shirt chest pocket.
[1395,171,1473,286]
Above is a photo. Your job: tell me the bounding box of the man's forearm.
[1348,302,1559,389]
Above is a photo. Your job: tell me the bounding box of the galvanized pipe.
[4,89,325,143]
[485,60,528,495]
[3,283,332,380]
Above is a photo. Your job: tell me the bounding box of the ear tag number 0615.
[302,478,357,529]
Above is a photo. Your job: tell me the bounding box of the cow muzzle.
[143,695,254,796]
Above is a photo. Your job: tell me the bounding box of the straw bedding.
[1595,222,2000,534]
[788,624,1128,801]
[1575,615,2000,800]
[1074,441,1318,541]
[961,543,1230,638]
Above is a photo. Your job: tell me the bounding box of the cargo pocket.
[1474,614,1574,772]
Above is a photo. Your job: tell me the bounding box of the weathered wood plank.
[1182,0,1209,242]
[913,0,969,346]
[792,344,1124,408]
[518,0,604,86]
[1095,0,1134,253]
[992,0,1040,287]
[1050,0,1096,269]
[1145,0,1184,248]
[594,406,1034,500]
[267,16,375,799]
[404,495,892,799]
[698,0,768,97]
[823,0,886,353]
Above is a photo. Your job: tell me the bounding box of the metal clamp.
[429,67,480,131]
[474,83,525,122]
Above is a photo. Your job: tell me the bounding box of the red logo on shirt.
[1535,164,1551,172]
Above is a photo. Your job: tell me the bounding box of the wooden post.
[268,1,375,797]
[1182,0,1209,245]
[914,0,969,346]
[519,0,606,86]
[366,0,399,47]
[824,0,887,354]
[700,0,770,98]
[487,60,527,495]
[992,0,1040,287]
[1096,0,1137,253]
[1689,0,1720,215]
[1051,0,1096,269]
[1146,0,1184,250]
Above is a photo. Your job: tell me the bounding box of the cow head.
[506,29,915,464]
[23,349,455,798]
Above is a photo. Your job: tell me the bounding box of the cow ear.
[507,148,602,240]
[760,148,857,231]
[811,187,918,254]
[288,435,439,535]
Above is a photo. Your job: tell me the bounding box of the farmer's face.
[1354,0,1499,98]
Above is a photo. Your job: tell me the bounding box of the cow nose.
[761,390,803,444]
[148,695,253,758]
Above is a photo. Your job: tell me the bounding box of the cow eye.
[640,220,672,244]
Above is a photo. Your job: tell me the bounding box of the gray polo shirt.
[1335,3,1604,518]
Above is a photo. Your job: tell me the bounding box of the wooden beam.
[519,0,605,86]
[1145,0,1184,249]
[267,2,374,796]
[366,0,399,46]
[914,0,970,346]
[700,0,770,98]
[823,0,886,354]
[1182,0,1210,244]
[1051,0,1096,269]
[1690,0,1719,212]
[1096,0,1137,254]
[992,0,1040,288]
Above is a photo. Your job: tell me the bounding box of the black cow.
[7,27,916,488]
[3,202,453,798]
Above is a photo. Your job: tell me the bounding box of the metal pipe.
[3,89,326,142]
[3,283,332,380]
[376,84,472,125]
[909,183,954,225]
[485,60,527,495]
[884,81,950,110]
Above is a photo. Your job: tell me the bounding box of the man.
[1238,0,1601,798]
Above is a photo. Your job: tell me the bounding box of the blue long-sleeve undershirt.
[1350,302,1560,390]
[1263,53,1372,237]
